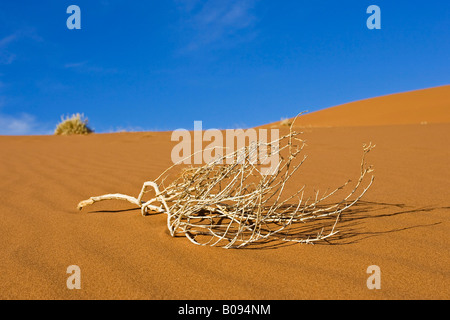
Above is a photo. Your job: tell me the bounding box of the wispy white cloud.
[0,27,43,65]
[64,61,88,69]
[0,34,18,47]
[176,0,259,51]
[64,61,118,74]
[0,33,18,65]
[0,113,50,135]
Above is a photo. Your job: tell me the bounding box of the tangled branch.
[78,125,375,248]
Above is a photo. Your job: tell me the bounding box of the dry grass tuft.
[54,113,93,135]
[280,118,292,126]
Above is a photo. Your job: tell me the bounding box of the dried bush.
[78,123,374,248]
[54,113,93,135]
[279,118,292,126]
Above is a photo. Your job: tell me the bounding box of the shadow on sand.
[85,200,447,250]
[243,201,446,250]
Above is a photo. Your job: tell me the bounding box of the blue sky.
[0,0,449,134]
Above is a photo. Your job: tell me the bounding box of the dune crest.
[272,85,450,128]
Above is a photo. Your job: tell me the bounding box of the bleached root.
[78,121,375,248]
[77,182,167,216]
[77,194,140,210]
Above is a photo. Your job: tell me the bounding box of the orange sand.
[270,85,450,128]
[0,86,449,299]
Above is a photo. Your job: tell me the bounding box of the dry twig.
[78,122,375,248]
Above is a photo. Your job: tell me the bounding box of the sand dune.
[0,87,449,299]
[270,85,450,127]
